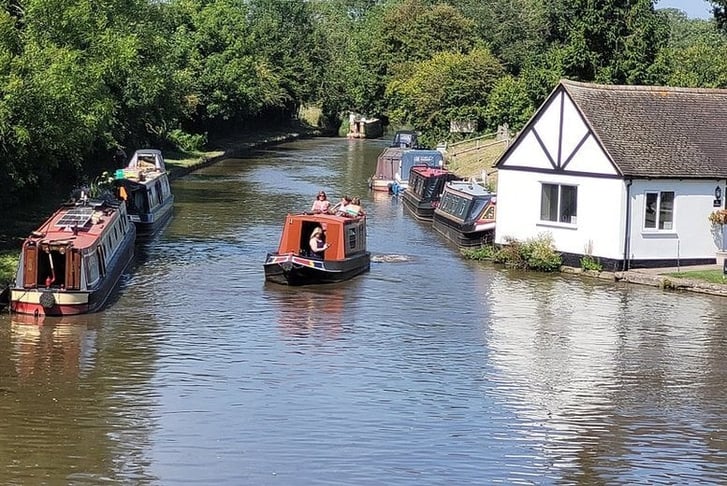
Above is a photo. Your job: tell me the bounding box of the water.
[1,137,726,484]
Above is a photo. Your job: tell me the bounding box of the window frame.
[643,190,675,231]
[539,182,578,226]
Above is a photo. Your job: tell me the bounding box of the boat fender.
[39,291,56,309]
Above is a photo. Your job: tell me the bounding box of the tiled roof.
[561,79,727,178]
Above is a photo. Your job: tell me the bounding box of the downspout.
[622,179,633,271]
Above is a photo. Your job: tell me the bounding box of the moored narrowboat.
[401,166,458,221]
[394,149,444,192]
[433,180,496,248]
[368,130,420,192]
[10,194,136,316]
[264,212,370,285]
[113,149,174,236]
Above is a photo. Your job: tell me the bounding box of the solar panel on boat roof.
[55,206,95,227]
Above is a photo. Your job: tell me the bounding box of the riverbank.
[561,264,727,297]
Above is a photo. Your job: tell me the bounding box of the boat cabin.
[397,150,444,188]
[433,180,497,247]
[276,213,367,261]
[402,166,459,221]
[391,130,418,148]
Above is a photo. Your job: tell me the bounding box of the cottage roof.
[561,79,727,178]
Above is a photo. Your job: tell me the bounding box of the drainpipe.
[622,179,633,271]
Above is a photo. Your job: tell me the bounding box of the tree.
[543,0,669,84]
[386,47,505,145]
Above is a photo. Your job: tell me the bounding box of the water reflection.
[10,314,99,382]
[487,270,727,482]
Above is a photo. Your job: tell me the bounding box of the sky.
[656,0,712,19]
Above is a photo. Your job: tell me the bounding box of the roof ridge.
[560,78,727,95]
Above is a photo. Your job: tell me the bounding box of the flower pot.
[716,250,727,268]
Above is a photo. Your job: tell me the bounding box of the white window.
[540,183,578,224]
[644,191,674,230]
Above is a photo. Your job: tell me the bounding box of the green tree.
[386,47,505,146]
[543,0,669,84]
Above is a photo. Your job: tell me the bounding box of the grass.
[444,136,509,186]
[665,269,727,284]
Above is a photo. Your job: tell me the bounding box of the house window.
[540,183,577,224]
[644,191,674,230]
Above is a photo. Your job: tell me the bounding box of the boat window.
[86,251,101,286]
[467,197,490,221]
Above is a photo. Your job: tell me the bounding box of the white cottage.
[494,79,727,270]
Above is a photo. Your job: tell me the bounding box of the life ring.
[39,291,56,309]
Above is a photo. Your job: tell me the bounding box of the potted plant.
[708,209,727,266]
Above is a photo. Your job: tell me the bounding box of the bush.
[461,244,497,260]
[493,236,528,268]
[166,129,207,152]
[521,232,562,272]
[494,233,562,272]
[580,255,603,272]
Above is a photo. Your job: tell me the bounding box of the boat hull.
[402,190,436,221]
[432,215,495,248]
[11,224,135,316]
[264,253,370,286]
[131,196,175,237]
[369,178,394,192]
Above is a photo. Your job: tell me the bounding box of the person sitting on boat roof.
[311,191,331,214]
[331,195,352,215]
[309,226,330,259]
[344,197,365,217]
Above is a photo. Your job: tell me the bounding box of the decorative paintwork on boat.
[401,166,458,221]
[10,195,136,316]
[433,180,496,248]
[368,130,420,192]
[394,149,444,191]
[264,213,370,285]
[113,149,174,236]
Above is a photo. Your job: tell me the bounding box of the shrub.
[493,236,528,268]
[461,244,497,260]
[494,233,562,271]
[166,129,207,152]
[580,255,603,272]
[521,232,562,272]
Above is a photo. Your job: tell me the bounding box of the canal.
[1,137,726,484]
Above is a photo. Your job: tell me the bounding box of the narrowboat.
[264,212,370,285]
[432,180,497,248]
[401,166,459,221]
[368,130,420,192]
[10,193,136,316]
[112,149,174,236]
[369,147,408,192]
[394,149,444,191]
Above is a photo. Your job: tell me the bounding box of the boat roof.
[26,198,126,251]
[444,180,494,197]
[127,149,166,172]
[411,166,452,178]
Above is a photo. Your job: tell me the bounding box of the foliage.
[580,255,603,272]
[709,209,727,226]
[166,129,207,153]
[386,48,505,145]
[0,251,17,284]
[461,244,497,260]
[494,233,562,271]
[542,0,669,83]
[484,75,535,133]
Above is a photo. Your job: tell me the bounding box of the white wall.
[628,179,722,260]
[495,169,626,259]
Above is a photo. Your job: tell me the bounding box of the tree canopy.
[0,0,725,203]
